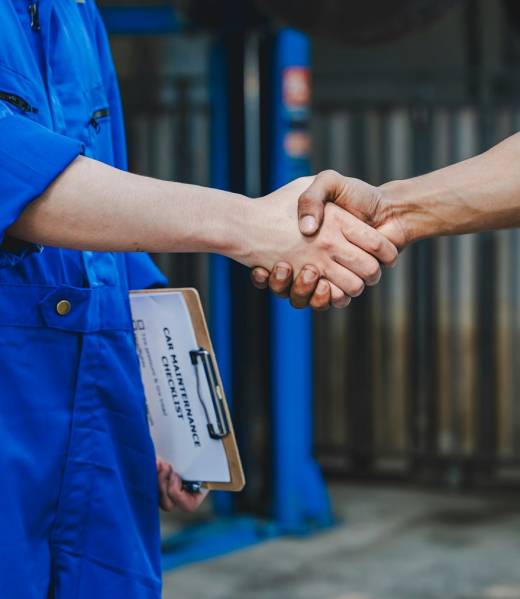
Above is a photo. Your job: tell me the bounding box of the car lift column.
[268,28,334,533]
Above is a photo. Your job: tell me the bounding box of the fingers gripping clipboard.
[129,288,245,492]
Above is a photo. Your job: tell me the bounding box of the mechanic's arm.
[9,157,397,296]
[254,131,520,308]
[10,155,254,258]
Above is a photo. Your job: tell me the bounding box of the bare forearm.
[381,132,520,243]
[9,156,252,259]
[8,158,400,299]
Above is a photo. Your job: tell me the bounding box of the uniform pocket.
[0,62,47,124]
[88,107,110,133]
[86,86,115,164]
[0,90,38,115]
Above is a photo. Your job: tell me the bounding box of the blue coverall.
[0,1,168,597]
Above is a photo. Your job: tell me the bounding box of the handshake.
[232,170,409,311]
[235,130,520,309]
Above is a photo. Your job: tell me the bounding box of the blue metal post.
[269,29,334,533]
[209,40,235,518]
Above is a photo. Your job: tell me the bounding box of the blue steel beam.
[269,29,334,534]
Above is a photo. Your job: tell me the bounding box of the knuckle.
[386,245,399,265]
[299,190,315,205]
[320,169,339,180]
[350,279,365,297]
[328,284,345,303]
[366,261,381,281]
[318,234,335,253]
[367,233,384,254]
[333,296,352,309]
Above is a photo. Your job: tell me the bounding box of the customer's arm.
[253,131,520,308]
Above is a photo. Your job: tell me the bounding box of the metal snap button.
[56,299,72,316]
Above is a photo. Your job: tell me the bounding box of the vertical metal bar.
[385,108,412,460]
[268,29,333,533]
[492,108,513,465]
[453,109,477,460]
[346,109,374,473]
[209,39,234,517]
[324,112,350,452]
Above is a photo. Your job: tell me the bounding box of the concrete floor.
[163,484,520,599]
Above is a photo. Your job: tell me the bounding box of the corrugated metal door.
[313,100,520,486]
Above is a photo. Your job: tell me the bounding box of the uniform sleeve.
[124,253,168,290]
[0,107,83,267]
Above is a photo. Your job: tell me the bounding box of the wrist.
[379,177,450,246]
[223,194,300,269]
[161,182,255,259]
[214,195,257,264]
[225,198,277,267]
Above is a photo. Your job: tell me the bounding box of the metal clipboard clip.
[190,347,230,440]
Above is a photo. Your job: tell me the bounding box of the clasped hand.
[244,173,406,309]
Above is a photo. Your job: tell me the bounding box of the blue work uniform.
[0,1,168,597]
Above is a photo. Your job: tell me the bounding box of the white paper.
[129,291,230,483]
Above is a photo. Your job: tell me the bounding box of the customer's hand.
[157,458,209,513]
[243,177,398,303]
[251,171,408,309]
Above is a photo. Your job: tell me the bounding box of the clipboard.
[129,288,245,492]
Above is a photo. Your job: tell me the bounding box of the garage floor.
[163,484,520,599]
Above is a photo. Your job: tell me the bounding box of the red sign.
[283,67,311,108]
[284,131,311,158]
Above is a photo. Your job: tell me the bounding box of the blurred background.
[99,1,520,597]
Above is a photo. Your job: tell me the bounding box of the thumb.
[298,170,344,236]
[298,186,325,236]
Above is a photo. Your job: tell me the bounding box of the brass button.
[56,299,72,316]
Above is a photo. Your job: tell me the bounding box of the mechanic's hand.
[157,458,209,513]
[251,171,408,310]
[247,177,398,303]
